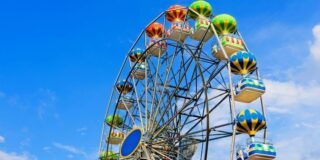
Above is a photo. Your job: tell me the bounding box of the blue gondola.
[246,139,276,160]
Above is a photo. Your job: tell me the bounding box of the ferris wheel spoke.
[218,71,229,89]
[151,52,198,133]
[182,90,228,114]
[130,78,145,132]
[181,94,229,137]
[152,86,205,140]
[149,50,178,132]
[120,98,139,127]
[144,58,150,132]
[148,147,173,160]
[176,65,203,130]
[148,53,162,132]
[141,145,154,160]
[179,122,233,139]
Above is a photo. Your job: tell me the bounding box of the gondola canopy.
[212,14,237,35]
[166,5,187,22]
[188,0,212,19]
[236,108,266,137]
[116,80,133,94]
[99,151,118,160]
[230,51,257,75]
[105,114,123,127]
[146,22,165,38]
[129,48,145,62]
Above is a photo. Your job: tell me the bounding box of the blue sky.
[0,0,320,159]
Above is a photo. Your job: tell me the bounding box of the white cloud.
[42,146,51,152]
[52,142,87,157]
[0,136,5,143]
[263,79,320,113]
[260,24,320,160]
[310,24,320,61]
[274,126,320,160]
[0,150,36,160]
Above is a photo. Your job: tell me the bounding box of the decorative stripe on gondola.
[248,143,276,158]
[221,36,243,46]
[171,23,193,34]
[195,18,211,30]
[235,78,266,94]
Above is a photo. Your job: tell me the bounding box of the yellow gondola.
[107,131,125,145]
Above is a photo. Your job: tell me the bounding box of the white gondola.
[167,22,193,42]
[117,96,134,110]
[212,36,245,60]
[191,18,213,42]
[131,62,147,80]
[234,77,265,103]
[147,39,167,57]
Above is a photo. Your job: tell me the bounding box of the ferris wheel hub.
[120,128,143,158]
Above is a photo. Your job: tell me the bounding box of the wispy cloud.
[0,150,37,160]
[264,79,320,113]
[76,127,88,136]
[0,136,5,143]
[37,88,57,120]
[42,146,51,152]
[19,138,31,149]
[52,142,87,157]
[310,24,320,61]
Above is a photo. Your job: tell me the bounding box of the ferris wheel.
[98,1,277,160]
